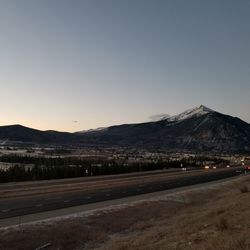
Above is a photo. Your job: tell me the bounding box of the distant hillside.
[0,125,77,144]
[1,105,250,153]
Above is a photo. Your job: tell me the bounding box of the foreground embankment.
[0,174,249,250]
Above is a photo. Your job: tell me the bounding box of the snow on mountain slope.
[166,105,214,123]
[149,113,171,121]
[76,127,108,134]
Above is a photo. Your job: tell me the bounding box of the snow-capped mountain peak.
[166,105,214,123]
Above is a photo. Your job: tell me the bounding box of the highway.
[0,167,242,220]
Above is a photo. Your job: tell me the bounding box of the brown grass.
[239,185,249,193]
[216,217,229,231]
[0,176,250,250]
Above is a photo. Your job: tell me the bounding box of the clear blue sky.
[0,0,249,132]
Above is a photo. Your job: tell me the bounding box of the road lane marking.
[1,209,10,213]
[64,200,70,203]
[102,189,112,193]
[45,197,62,201]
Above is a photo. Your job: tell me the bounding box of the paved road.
[0,167,242,220]
[0,168,196,190]
[0,169,204,199]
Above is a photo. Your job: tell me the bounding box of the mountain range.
[1,105,250,153]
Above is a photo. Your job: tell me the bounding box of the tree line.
[0,154,229,183]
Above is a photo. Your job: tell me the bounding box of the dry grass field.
[0,175,250,250]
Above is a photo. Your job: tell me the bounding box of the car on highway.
[235,169,243,173]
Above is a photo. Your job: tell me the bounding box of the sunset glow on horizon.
[0,0,249,132]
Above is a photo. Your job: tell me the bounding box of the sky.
[0,0,249,132]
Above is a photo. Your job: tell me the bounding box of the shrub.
[239,185,249,193]
[216,217,229,231]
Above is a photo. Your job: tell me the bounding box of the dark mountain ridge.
[1,106,250,153]
[0,124,77,144]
